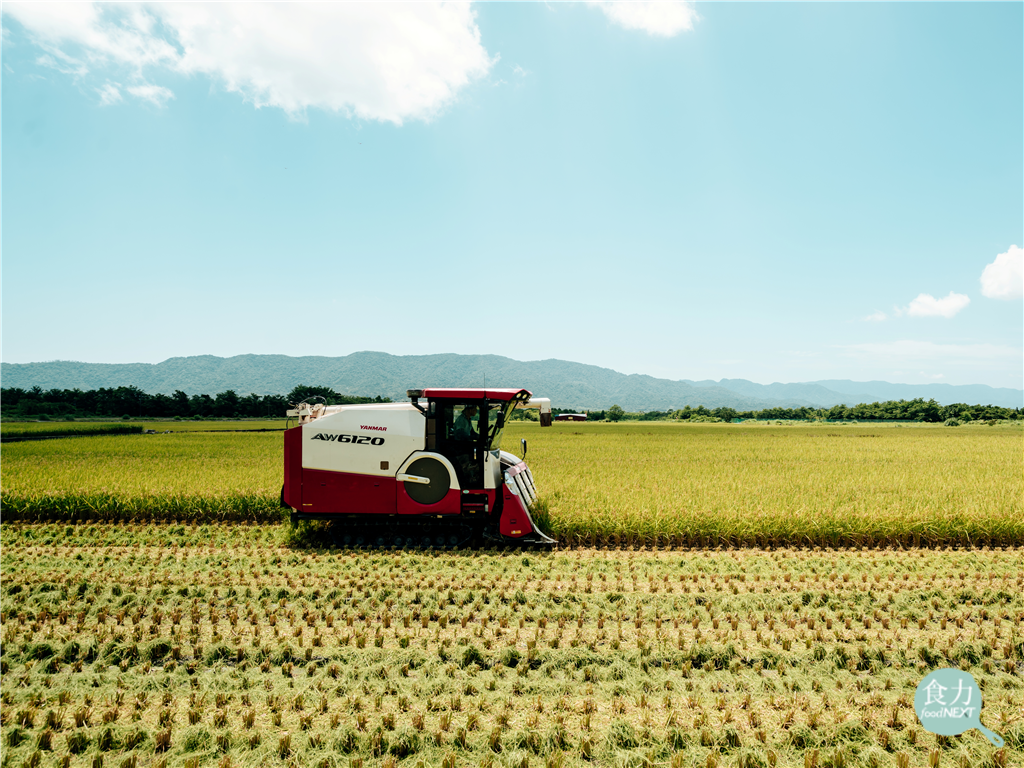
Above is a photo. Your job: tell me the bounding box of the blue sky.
[3,2,1022,389]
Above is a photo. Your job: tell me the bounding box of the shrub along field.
[1,422,1021,548]
[1,525,1020,768]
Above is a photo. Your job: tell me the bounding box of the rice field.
[138,421,288,433]
[0,433,280,523]
[0,423,144,440]
[1,422,1021,548]
[1,524,1020,768]
[1,423,1021,766]
[535,421,1024,548]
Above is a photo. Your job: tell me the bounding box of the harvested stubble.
[1,524,1021,768]
[1,421,1022,548]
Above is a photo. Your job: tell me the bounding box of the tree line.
[0,385,391,420]
[556,398,1021,423]
[3,386,1019,423]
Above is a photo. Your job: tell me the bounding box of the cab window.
[449,404,481,442]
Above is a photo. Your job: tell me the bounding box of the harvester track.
[290,514,555,550]
[328,516,477,549]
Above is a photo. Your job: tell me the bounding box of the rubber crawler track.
[291,515,556,551]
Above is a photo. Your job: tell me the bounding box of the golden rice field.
[137,421,289,433]
[1,425,1022,767]
[1,432,278,523]
[0,423,143,440]
[535,422,1024,548]
[1,421,1021,547]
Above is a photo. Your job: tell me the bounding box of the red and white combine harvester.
[282,388,555,547]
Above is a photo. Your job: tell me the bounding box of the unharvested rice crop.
[139,420,288,433]
[1,422,1021,546]
[1,434,280,523]
[0,524,1020,768]
[534,422,1024,548]
[0,422,143,440]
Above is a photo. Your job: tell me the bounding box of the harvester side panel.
[397,485,462,516]
[302,469,398,515]
[302,406,423,476]
[283,426,303,509]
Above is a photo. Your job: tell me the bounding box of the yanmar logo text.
[360,425,387,431]
[311,433,385,446]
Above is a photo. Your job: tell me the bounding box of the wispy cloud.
[36,51,87,77]
[980,244,1023,300]
[895,291,970,318]
[97,81,122,105]
[862,310,887,322]
[588,1,698,37]
[127,83,173,107]
[3,2,495,124]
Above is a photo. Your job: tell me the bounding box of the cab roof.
[421,388,532,402]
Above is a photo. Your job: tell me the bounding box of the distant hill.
[2,353,1021,411]
[685,378,1022,410]
[809,379,1023,408]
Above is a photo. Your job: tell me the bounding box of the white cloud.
[37,51,88,77]
[127,82,173,107]
[839,340,1020,364]
[3,2,494,123]
[589,1,698,37]
[918,372,945,380]
[863,310,887,322]
[10,3,179,74]
[901,291,970,318]
[97,81,122,105]
[980,245,1024,300]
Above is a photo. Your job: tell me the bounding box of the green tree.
[172,390,190,417]
[189,393,214,417]
[713,407,739,422]
[213,390,240,417]
[827,404,849,420]
[607,404,625,422]
[287,385,340,404]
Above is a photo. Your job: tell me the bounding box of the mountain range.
[2,353,1021,411]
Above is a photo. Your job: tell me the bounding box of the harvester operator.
[453,405,479,441]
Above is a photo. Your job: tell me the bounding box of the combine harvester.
[282,388,556,547]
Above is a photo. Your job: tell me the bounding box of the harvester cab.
[282,388,554,547]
